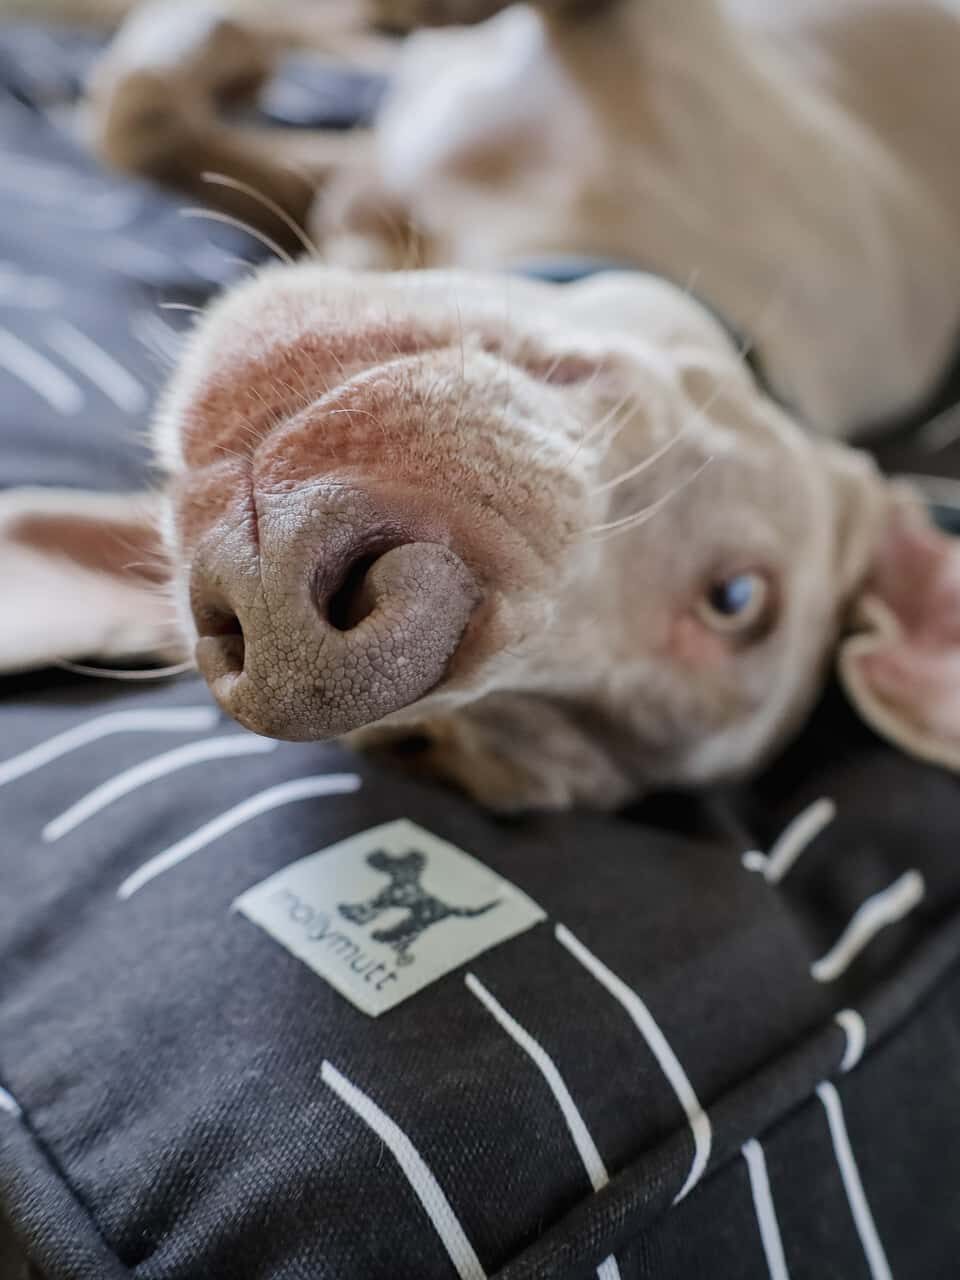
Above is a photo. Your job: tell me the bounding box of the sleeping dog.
[3,0,960,811]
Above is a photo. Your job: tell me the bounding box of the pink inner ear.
[844,507,960,764]
[0,490,180,674]
[869,512,960,643]
[855,645,960,742]
[9,512,167,585]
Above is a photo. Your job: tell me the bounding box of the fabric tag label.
[233,818,545,1016]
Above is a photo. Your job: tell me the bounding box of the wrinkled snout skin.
[157,264,595,743]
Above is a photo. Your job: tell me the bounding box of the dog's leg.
[87,3,380,254]
[369,918,419,962]
[338,895,387,926]
[87,3,422,263]
[370,0,607,31]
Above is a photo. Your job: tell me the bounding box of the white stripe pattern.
[834,1010,867,1073]
[322,1061,486,1280]
[742,1140,790,1280]
[0,261,62,309]
[43,734,277,842]
[0,158,141,228]
[742,798,836,884]
[0,707,219,789]
[817,1083,892,1280]
[0,159,90,204]
[811,871,925,983]
[44,320,148,413]
[465,973,621,1280]
[117,773,361,899]
[0,1086,21,1118]
[131,310,184,364]
[555,924,711,1202]
[0,327,84,414]
[105,241,179,280]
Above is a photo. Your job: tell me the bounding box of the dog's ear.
[0,488,185,674]
[354,694,636,813]
[838,485,960,771]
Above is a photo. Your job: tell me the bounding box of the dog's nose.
[189,493,480,740]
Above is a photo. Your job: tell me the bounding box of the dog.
[338,850,500,963]
[3,0,960,811]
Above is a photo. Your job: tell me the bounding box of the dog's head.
[367,850,424,876]
[7,266,960,809]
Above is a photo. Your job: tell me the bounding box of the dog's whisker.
[178,207,294,266]
[567,362,606,404]
[214,441,254,464]
[587,342,747,497]
[570,341,687,471]
[916,402,960,453]
[566,387,641,469]
[214,252,267,278]
[244,383,284,429]
[586,455,715,540]
[323,407,383,424]
[590,424,691,494]
[201,171,319,258]
[326,404,391,451]
[53,658,195,682]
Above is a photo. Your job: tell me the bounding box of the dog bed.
[2,23,960,1280]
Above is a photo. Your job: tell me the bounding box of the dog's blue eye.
[698,571,770,633]
[709,574,757,616]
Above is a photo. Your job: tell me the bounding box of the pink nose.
[189,488,480,739]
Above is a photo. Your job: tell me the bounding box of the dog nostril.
[195,605,246,675]
[325,551,384,632]
[200,609,243,640]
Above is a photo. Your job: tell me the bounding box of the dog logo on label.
[234,819,544,1015]
[338,849,501,964]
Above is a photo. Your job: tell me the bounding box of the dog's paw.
[88,5,272,175]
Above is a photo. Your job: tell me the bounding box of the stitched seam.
[0,1063,132,1275]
